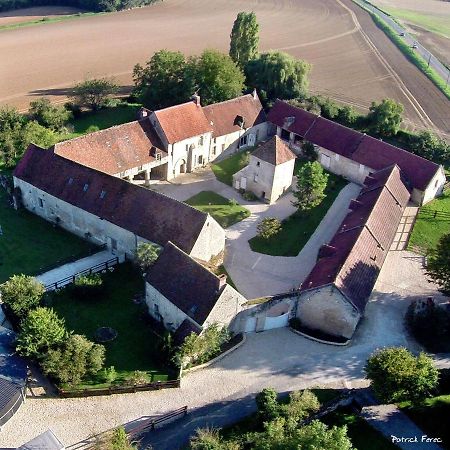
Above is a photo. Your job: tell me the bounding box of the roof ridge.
[202,93,254,109]
[154,100,197,113]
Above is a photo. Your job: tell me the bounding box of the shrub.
[42,334,105,386]
[136,242,161,272]
[256,387,280,421]
[257,217,282,239]
[28,98,72,131]
[102,366,117,384]
[16,307,68,359]
[71,78,118,111]
[0,274,45,323]
[365,347,439,404]
[174,324,230,369]
[242,191,258,201]
[228,198,239,207]
[124,370,148,386]
[72,273,105,300]
[281,389,320,422]
[301,141,317,161]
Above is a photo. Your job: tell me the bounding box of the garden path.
[36,249,122,290]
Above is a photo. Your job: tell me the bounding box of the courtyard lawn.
[321,407,398,450]
[249,163,347,256]
[48,263,172,389]
[211,150,250,186]
[399,395,450,448]
[0,187,94,283]
[408,188,450,253]
[185,191,250,228]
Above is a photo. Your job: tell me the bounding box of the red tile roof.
[154,101,212,144]
[300,165,410,313]
[146,242,223,326]
[267,100,317,137]
[252,135,296,166]
[14,145,208,254]
[54,119,166,175]
[268,100,442,191]
[203,94,266,138]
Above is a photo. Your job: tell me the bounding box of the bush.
[257,217,282,239]
[42,334,105,386]
[281,390,320,422]
[173,324,230,369]
[28,98,72,131]
[0,274,45,323]
[136,242,161,272]
[72,273,105,300]
[242,191,258,201]
[124,370,148,386]
[256,387,280,421]
[365,347,439,404]
[16,307,68,359]
[71,78,118,111]
[301,141,317,161]
[102,366,117,384]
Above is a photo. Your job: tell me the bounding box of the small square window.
[256,161,260,167]
[68,177,74,185]
[83,184,89,192]
[38,198,44,208]
[100,190,107,199]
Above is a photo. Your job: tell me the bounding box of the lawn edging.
[182,333,246,374]
[352,0,450,100]
[290,327,350,347]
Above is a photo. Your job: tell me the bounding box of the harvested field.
[0,0,449,137]
[371,0,450,67]
[0,6,84,26]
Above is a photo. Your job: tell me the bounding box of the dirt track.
[0,0,448,135]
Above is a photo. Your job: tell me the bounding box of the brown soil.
[0,6,84,26]
[0,0,448,136]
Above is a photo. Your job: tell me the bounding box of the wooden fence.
[57,379,180,398]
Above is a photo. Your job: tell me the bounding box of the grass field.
[383,7,450,39]
[211,151,250,186]
[408,189,450,253]
[399,395,450,448]
[185,191,250,228]
[48,263,171,389]
[249,161,347,256]
[0,186,93,283]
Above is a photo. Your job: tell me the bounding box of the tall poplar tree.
[229,12,259,68]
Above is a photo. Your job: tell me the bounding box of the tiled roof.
[54,119,166,175]
[268,100,442,191]
[267,100,317,137]
[146,242,223,326]
[203,93,266,138]
[14,145,208,254]
[300,165,410,313]
[252,135,296,166]
[154,101,212,144]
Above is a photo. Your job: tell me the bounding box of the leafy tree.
[365,347,439,403]
[0,275,45,322]
[245,52,310,101]
[256,388,280,421]
[174,324,230,369]
[190,427,239,450]
[28,98,72,131]
[23,120,59,148]
[367,98,404,137]
[229,12,259,68]
[133,50,194,109]
[136,242,161,272]
[281,389,320,423]
[292,161,328,211]
[71,78,118,111]
[301,141,317,161]
[426,233,450,295]
[16,307,68,359]
[409,131,450,166]
[337,105,358,126]
[41,334,105,386]
[257,217,282,239]
[188,50,245,106]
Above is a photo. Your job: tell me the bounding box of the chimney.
[138,107,151,120]
[191,93,201,106]
[252,88,257,100]
[218,274,227,289]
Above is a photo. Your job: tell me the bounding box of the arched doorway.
[174,159,187,177]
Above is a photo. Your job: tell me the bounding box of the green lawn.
[211,150,250,186]
[66,103,142,138]
[185,191,250,228]
[249,161,347,256]
[48,263,172,389]
[322,407,398,450]
[408,188,450,253]
[399,395,450,448]
[0,187,94,283]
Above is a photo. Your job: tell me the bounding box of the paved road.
[355,0,450,84]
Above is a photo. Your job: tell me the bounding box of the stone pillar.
[145,169,151,186]
[276,126,281,137]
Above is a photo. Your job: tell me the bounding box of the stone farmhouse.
[268,100,446,205]
[13,144,224,262]
[54,92,267,184]
[232,135,296,203]
[145,242,246,341]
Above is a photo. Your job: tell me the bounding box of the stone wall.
[190,214,225,262]
[296,285,360,339]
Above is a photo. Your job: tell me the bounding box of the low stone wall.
[290,327,350,346]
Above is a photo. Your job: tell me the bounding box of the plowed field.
[0,0,448,136]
